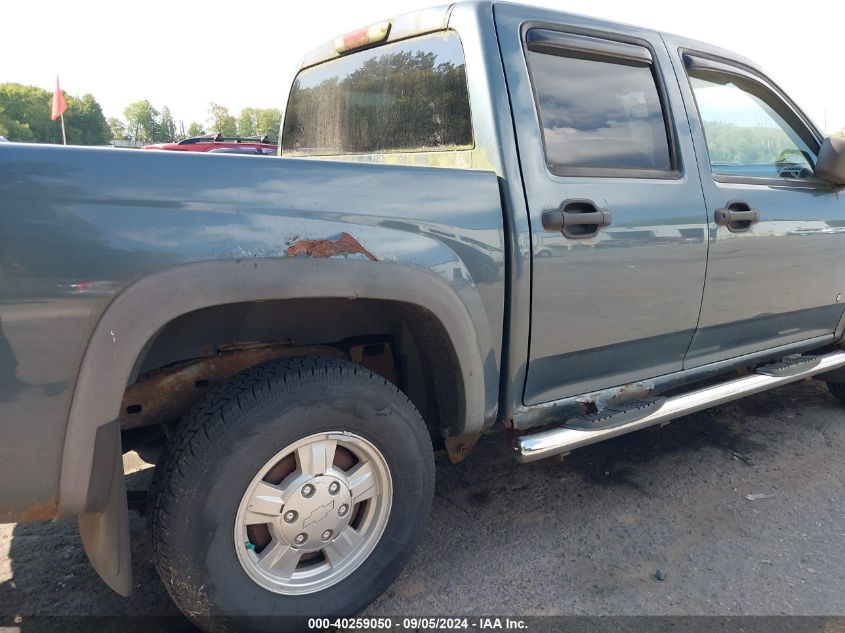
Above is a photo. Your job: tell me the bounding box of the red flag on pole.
[51,77,67,121]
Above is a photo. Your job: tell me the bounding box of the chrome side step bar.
[515,350,845,463]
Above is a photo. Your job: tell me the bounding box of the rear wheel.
[147,357,434,632]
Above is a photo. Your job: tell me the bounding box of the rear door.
[495,4,710,404]
[664,36,845,367]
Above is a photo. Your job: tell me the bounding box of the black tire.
[827,380,845,404]
[147,357,434,632]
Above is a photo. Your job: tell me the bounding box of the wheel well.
[120,298,464,454]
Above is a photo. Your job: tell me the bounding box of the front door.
[666,39,845,367]
[495,4,710,405]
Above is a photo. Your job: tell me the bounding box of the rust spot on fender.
[287,232,377,261]
[21,496,58,521]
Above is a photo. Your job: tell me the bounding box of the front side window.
[688,70,817,180]
[526,40,673,175]
[281,31,472,156]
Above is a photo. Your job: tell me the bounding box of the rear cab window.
[524,30,677,178]
[281,31,473,157]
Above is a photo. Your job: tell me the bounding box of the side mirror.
[816,136,845,186]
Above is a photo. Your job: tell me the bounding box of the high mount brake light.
[334,21,391,54]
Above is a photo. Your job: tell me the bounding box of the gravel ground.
[2,378,845,630]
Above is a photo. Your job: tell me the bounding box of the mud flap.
[77,420,132,596]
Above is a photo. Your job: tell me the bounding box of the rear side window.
[281,31,473,156]
[525,31,674,176]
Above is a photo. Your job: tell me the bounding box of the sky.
[2,0,843,134]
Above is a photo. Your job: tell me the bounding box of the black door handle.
[542,199,612,239]
[714,201,759,233]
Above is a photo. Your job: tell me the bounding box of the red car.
[144,133,277,154]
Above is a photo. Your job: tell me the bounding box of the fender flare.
[59,258,494,592]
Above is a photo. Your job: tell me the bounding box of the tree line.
[701,120,818,165]
[112,100,281,143]
[0,83,110,145]
[2,80,845,149]
[0,82,281,145]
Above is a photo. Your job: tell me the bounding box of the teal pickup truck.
[2,2,845,631]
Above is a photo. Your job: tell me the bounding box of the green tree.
[0,100,35,141]
[208,102,237,136]
[236,107,280,140]
[0,83,57,143]
[124,99,160,142]
[186,121,205,137]
[255,108,281,140]
[157,106,177,143]
[64,93,110,145]
[107,117,126,140]
[0,82,109,144]
[237,107,258,137]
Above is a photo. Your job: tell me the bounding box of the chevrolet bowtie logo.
[303,500,335,527]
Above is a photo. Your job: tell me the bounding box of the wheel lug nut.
[283,510,298,523]
[338,504,349,517]
[301,484,315,498]
[328,482,340,495]
[294,533,307,545]
[321,529,333,541]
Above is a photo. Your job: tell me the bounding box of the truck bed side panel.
[0,145,505,520]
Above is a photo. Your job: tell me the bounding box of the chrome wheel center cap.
[279,475,352,551]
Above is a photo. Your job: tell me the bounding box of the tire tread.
[146,356,431,616]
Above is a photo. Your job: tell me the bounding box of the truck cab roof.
[299,1,758,74]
